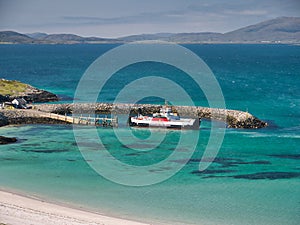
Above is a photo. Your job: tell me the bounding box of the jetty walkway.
[46,111,118,127]
[0,109,118,127]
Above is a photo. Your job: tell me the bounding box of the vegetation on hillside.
[0,79,28,96]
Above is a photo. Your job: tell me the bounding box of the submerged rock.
[232,171,300,180]
[0,135,17,144]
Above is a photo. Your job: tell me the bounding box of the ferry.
[129,107,199,129]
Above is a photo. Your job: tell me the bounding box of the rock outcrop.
[19,89,59,103]
[0,135,17,144]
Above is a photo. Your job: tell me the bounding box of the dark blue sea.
[0,44,299,224]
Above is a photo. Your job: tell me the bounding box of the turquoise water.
[0,44,300,224]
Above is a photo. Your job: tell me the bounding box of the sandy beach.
[0,190,149,225]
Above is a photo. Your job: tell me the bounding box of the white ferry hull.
[129,117,199,129]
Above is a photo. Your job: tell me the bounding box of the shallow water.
[0,44,299,224]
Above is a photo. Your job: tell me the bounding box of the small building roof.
[12,98,27,105]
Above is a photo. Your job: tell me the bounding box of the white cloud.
[226,10,268,16]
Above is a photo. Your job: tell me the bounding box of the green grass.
[0,79,28,96]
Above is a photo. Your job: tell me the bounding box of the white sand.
[0,190,149,225]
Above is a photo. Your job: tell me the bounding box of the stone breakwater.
[33,103,267,129]
[0,109,71,127]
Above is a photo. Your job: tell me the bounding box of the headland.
[0,79,58,103]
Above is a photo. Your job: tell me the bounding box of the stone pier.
[32,103,267,129]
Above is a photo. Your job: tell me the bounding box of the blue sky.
[0,0,299,38]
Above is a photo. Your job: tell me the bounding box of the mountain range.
[0,17,299,44]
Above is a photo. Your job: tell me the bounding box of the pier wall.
[0,109,71,126]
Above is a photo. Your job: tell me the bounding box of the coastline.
[0,189,149,225]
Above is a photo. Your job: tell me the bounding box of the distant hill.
[0,31,35,44]
[0,32,120,44]
[120,32,224,43]
[26,32,48,39]
[1,17,299,44]
[222,17,300,43]
[38,34,117,44]
[121,17,300,43]
[120,33,174,42]
[167,32,223,43]
[41,34,86,43]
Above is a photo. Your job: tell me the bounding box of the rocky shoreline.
[0,79,59,103]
